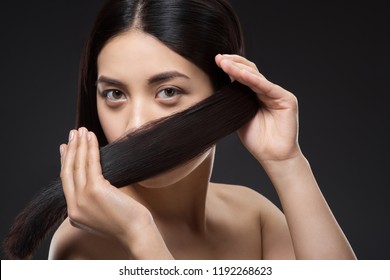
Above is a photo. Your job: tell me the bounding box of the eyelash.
[99,87,184,104]
[156,87,182,100]
[100,89,126,102]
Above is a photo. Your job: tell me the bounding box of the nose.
[125,98,155,132]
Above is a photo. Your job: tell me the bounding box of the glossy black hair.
[3,0,259,259]
[77,0,244,146]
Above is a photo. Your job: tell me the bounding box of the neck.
[125,147,215,233]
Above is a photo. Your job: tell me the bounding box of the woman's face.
[96,30,214,188]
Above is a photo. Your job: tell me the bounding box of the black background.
[0,1,389,260]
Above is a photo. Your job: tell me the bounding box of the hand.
[215,54,302,164]
[59,127,154,248]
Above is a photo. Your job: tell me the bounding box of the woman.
[6,0,356,260]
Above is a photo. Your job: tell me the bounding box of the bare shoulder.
[49,218,97,259]
[49,218,126,260]
[209,182,295,259]
[209,182,282,217]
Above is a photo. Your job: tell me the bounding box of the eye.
[156,87,180,99]
[106,89,126,101]
[103,89,126,102]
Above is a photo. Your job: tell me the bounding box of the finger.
[218,57,265,89]
[86,131,104,185]
[215,54,266,80]
[59,144,67,167]
[229,61,261,76]
[73,127,88,189]
[218,57,263,81]
[240,69,289,100]
[217,54,259,71]
[218,58,284,99]
[61,130,78,202]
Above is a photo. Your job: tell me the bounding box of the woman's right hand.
[60,127,159,256]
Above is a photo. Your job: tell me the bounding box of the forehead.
[97,30,206,81]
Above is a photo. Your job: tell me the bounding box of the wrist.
[123,216,173,260]
[260,153,313,191]
[259,150,307,173]
[254,142,302,166]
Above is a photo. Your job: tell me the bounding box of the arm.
[263,155,355,259]
[216,54,356,259]
[59,127,173,259]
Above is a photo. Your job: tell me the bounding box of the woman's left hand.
[215,54,302,164]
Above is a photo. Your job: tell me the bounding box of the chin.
[137,162,199,188]
[137,147,215,188]
[137,176,183,188]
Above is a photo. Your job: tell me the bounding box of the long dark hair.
[3,0,260,259]
[78,0,244,146]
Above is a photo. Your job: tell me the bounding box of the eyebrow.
[147,71,190,85]
[96,76,126,87]
[96,71,190,87]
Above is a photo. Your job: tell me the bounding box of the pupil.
[113,90,122,99]
[165,89,175,96]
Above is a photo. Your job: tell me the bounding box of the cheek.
[97,104,127,143]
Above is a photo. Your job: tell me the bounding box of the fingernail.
[69,130,74,142]
[78,127,83,137]
[59,145,64,156]
[87,132,92,142]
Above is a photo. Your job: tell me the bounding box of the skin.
[49,30,356,260]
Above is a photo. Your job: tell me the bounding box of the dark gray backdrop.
[1,1,388,259]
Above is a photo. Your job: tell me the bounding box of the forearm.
[262,154,356,259]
